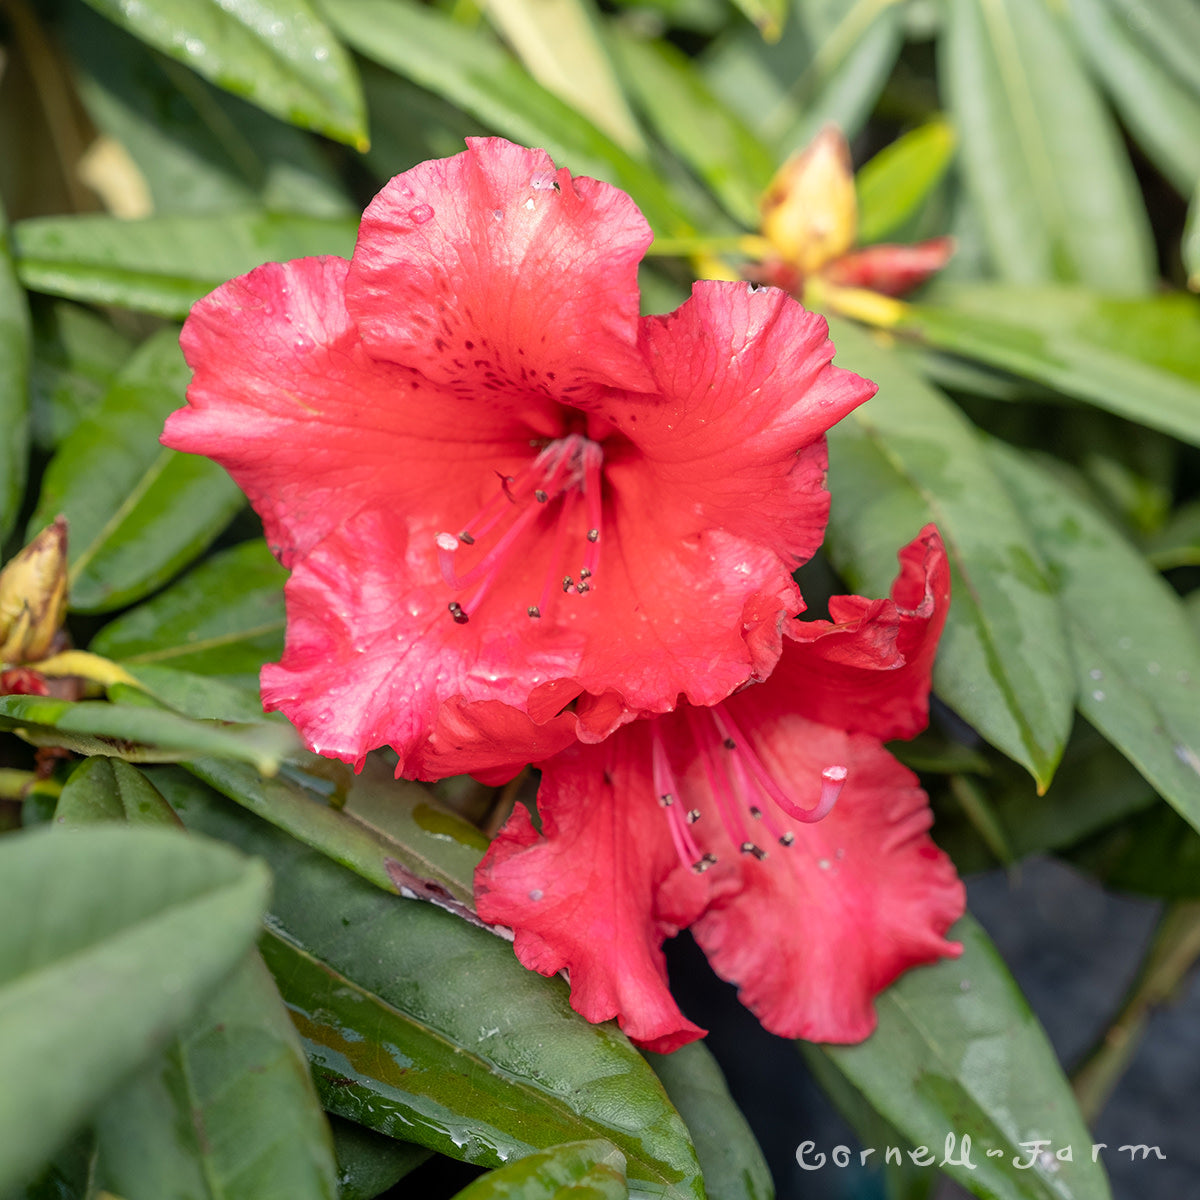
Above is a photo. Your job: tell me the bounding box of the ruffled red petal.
[598,282,876,569]
[165,256,542,570]
[346,138,655,401]
[689,726,963,1042]
[475,732,710,1052]
[770,526,950,742]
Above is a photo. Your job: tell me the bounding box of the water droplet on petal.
[409,203,434,224]
[492,208,503,220]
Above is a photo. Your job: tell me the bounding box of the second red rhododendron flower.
[163,138,876,775]
[475,528,965,1051]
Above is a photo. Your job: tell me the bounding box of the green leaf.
[856,120,957,244]
[54,760,340,1200]
[329,1115,432,1200]
[315,0,693,237]
[1100,0,1200,103]
[64,3,354,218]
[909,285,1200,448]
[989,442,1200,837]
[612,33,775,229]
[941,0,1154,292]
[94,950,339,1200]
[771,0,905,152]
[1185,184,1200,291]
[13,212,357,318]
[118,664,275,723]
[813,915,1112,1200]
[0,693,299,774]
[90,539,287,680]
[729,0,786,43]
[824,319,1074,787]
[158,768,704,1199]
[29,300,132,451]
[54,755,182,826]
[182,751,486,908]
[643,1043,772,1200]
[80,0,367,149]
[1067,0,1200,196]
[0,196,31,543]
[0,825,270,1195]
[485,0,645,155]
[451,1141,628,1200]
[28,328,242,611]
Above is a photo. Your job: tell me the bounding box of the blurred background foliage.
[1,0,1199,1197]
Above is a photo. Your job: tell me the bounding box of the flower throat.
[436,433,603,623]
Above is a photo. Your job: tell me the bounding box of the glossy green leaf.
[989,442,1200,837]
[1067,0,1200,195]
[824,319,1074,787]
[643,1043,771,1200]
[941,0,1154,292]
[54,759,340,1200]
[13,212,357,318]
[0,196,31,543]
[485,0,645,154]
[0,693,298,774]
[856,120,956,244]
[27,328,242,611]
[90,539,287,679]
[330,1115,433,1200]
[158,768,704,1199]
[813,916,1112,1200]
[80,0,367,149]
[612,32,774,228]
[315,0,692,236]
[54,755,181,827]
[909,285,1200,448]
[29,300,132,451]
[451,1141,628,1200]
[183,751,486,908]
[0,825,270,1195]
[64,3,354,217]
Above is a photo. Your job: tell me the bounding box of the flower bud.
[760,126,857,277]
[0,517,69,664]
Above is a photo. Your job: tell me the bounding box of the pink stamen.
[686,708,752,853]
[434,434,604,622]
[715,708,839,825]
[582,442,603,578]
[651,724,704,871]
[536,486,579,616]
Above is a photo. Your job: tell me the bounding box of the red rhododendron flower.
[475,527,965,1051]
[163,138,876,775]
